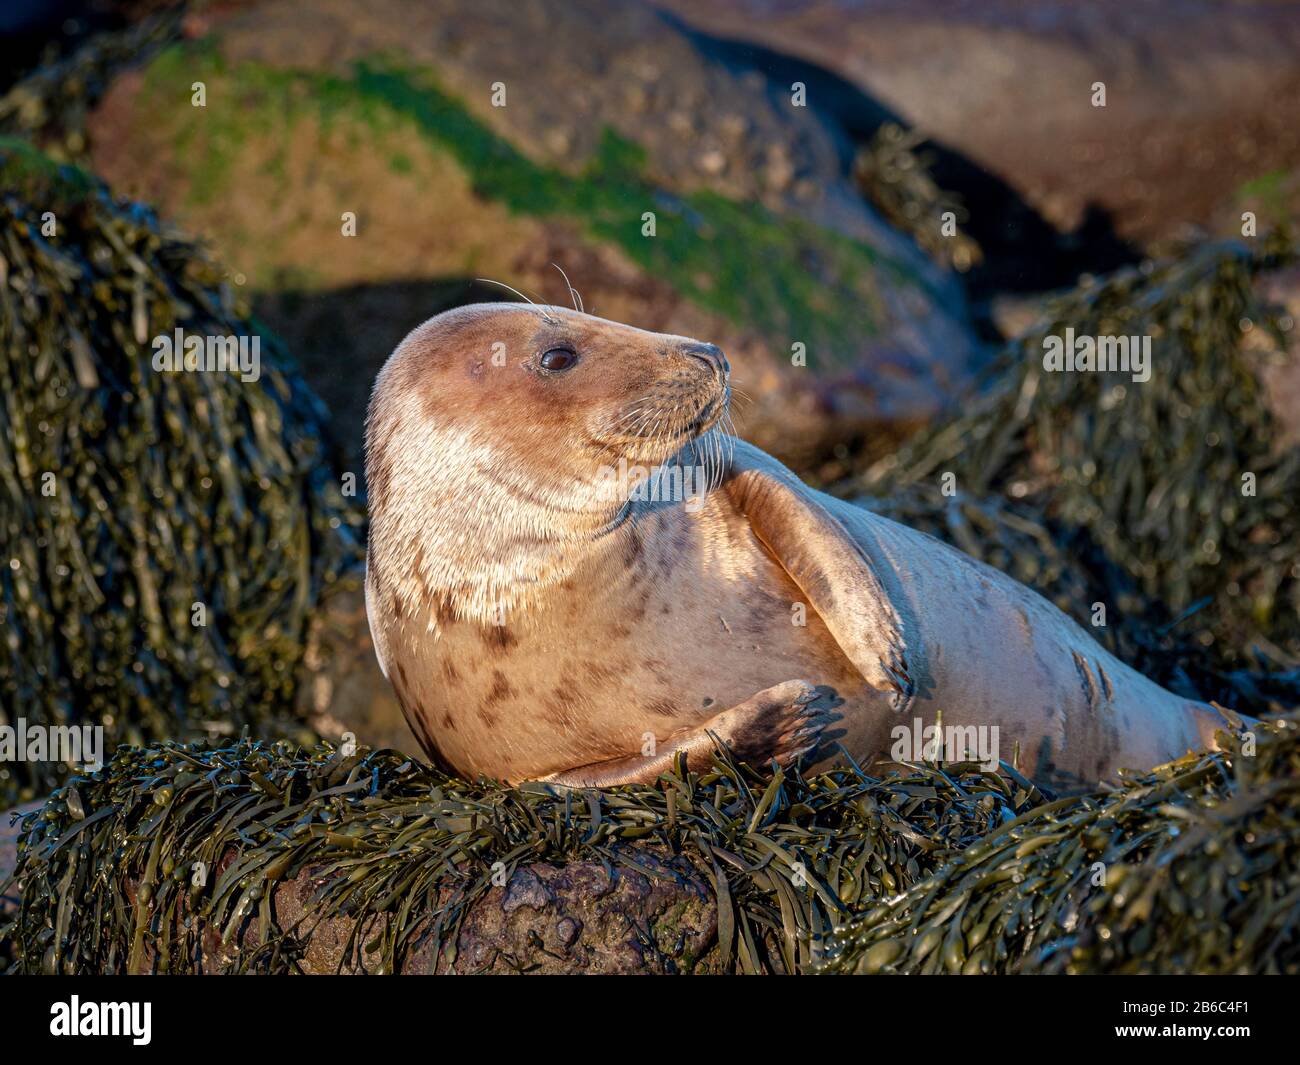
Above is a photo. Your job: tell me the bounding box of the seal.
[364,302,1237,790]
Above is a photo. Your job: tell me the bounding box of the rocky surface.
[0,803,37,922]
[1253,264,1300,449]
[77,0,984,470]
[296,567,409,755]
[652,0,1300,246]
[0,801,719,973]
[236,856,722,975]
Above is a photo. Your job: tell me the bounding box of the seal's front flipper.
[722,440,912,705]
[537,680,831,787]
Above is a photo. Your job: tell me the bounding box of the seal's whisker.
[622,404,659,441]
[720,406,737,442]
[476,277,535,305]
[475,277,560,324]
[712,424,731,489]
[621,399,657,429]
[726,385,754,411]
[607,396,661,437]
[550,263,584,314]
[636,403,671,445]
[647,410,670,459]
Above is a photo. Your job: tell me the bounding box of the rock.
[0,802,40,912]
[296,566,410,755]
[696,146,727,175]
[3,787,720,975]
[1253,265,1300,449]
[651,0,1300,246]
[73,0,984,470]
[177,850,720,974]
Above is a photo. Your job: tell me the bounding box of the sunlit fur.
[365,301,1236,788]
[365,302,731,640]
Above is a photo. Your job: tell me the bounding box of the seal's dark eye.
[540,348,578,372]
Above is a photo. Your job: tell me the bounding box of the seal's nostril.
[682,342,730,378]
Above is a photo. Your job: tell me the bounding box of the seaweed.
[853,122,981,273]
[3,737,1042,975]
[0,8,184,158]
[847,232,1300,713]
[0,139,365,806]
[821,712,1300,975]
[7,712,1297,975]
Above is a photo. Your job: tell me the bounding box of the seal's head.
[365,302,732,623]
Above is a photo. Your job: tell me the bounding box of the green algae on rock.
[0,139,364,806]
[3,2,988,468]
[119,44,917,363]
